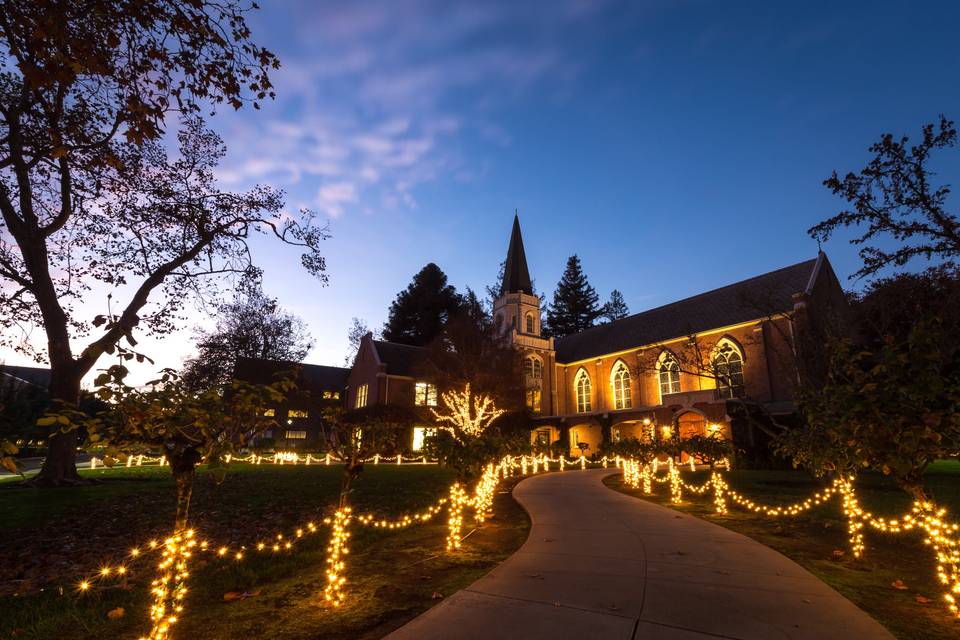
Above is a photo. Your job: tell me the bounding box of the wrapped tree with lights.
[431,384,505,442]
[426,384,513,483]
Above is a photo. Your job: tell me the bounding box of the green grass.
[606,461,960,640]
[0,464,531,639]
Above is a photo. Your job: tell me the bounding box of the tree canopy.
[382,263,462,346]
[601,289,629,322]
[809,116,959,279]
[0,0,327,484]
[182,273,314,390]
[545,255,601,337]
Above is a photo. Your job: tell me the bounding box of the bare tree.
[0,2,330,484]
[810,116,959,279]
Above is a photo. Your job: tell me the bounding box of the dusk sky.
[5,0,960,381]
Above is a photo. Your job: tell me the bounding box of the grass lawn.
[606,460,960,640]
[0,464,530,639]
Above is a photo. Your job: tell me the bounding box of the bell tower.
[493,213,543,338]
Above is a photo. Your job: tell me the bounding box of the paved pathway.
[387,468,892,640]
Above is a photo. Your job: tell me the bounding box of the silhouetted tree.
[182,273,313,390]
[601,289,629,322]
[809,116,959,279]
[419,289,522,409]
[0,1,330,485]
[545,255,601,337]
[382,263,462,346]
[344,317,374,366]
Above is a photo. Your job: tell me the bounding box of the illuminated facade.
[494,215,848,457]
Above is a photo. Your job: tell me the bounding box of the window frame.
[355,383,369,409]
[610,360,632,410]
[712,339,745,399]
[657,351,682,399]
[414,381,438,406]
[574,368,592,413]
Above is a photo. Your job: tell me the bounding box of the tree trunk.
[31,370,83,486]
[171,456,197,533]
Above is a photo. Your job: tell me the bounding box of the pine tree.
[383,263,462,345]
[545,255,602,337]
[602,289,630,323]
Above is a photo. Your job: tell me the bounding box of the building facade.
[240,214,846,459]
[492,215,846,457]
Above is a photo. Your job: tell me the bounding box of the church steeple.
[502,212,533,295]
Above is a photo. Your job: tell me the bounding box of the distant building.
[0,365,52,390]
[233,358,349,451]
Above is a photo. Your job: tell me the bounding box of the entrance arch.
[677,411,707,463]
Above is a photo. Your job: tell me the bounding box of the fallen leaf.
[107,607,125,620]
[891,579,909,590]
[830,549,845,561]
[916,595,931,604]
[431,591,443,599]
[223,591,243,602]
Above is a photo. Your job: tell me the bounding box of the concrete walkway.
[387,468,892,640]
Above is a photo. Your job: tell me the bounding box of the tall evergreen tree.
[602,289,630,323]
[545,255,602,337]
[382,263,462,346]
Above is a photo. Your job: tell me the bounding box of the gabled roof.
[372,340,428,377]
[501,213,533,295]
[554,257,821,364]
[234,357,349,391]
[0,364,51,389]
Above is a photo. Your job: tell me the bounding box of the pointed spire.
[501,211,533,295]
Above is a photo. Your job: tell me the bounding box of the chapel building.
[492,215,847,457]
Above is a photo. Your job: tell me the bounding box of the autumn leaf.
[891,579,909,590]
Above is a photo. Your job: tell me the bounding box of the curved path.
[387,468,892,640]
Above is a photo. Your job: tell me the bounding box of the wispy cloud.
[214,0,598,220]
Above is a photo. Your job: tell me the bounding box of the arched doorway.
[677,411,706,463]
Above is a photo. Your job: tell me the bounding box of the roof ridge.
[555,257,818,346]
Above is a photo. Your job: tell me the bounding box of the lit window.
[713,340,744,399]
[323,391,340,400]
[262,408,275,417]
[611,361,632,410]
[285,430,306,439]
[525,388,542,413]
[355,384,368,409]
[288,409,309,419]
[658,351,681,397]
[411,426,437,451]
[414,382,438,406]
[574,369,592,413]
[525,312,535,334]
[523,355,543,380]
[535,429,550,446]
[661,425,672,439]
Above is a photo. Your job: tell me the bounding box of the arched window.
[523,355,543,380]
[713,339,744,399]
[574,369,592,413]
[610,360,632,410]
[657,351,681,397]
[525,312,535,334]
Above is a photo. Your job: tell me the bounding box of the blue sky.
[5,0,960,379]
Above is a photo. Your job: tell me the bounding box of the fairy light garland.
[323,507,351,607]
[70,452,613,638]
[446,483,469,551]
[620,456,960,619]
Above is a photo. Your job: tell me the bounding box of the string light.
[620,455,960,619]
[323,508,351,607]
